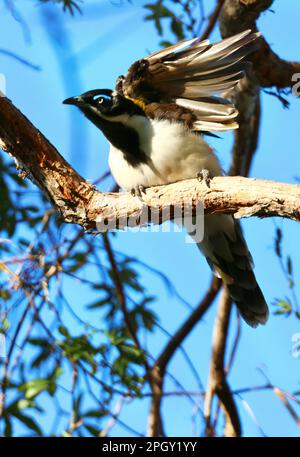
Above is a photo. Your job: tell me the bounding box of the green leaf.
[83,409,107,419]
[87,297,110,309]
[39,0,82,15]
[159,40,173,48]
[171,17,184,40]
[19,378,57,399]
[4,418,12,437]
[287,256,293,277]
[119,344,146,364]
[144,4,173,18]
[105,330,125,347]
[15,412,43,436]
[17,399,36,410]
[273,298,292,317]
[275,228,282,258]
[58,325,70,337]
[84,423,101,437]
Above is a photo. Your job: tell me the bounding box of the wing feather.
[121,30,260,132]
[146,37,209,63]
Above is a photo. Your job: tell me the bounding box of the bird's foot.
[196,169,211,187]
[130,185,146,198]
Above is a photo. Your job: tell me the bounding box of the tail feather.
[227,275,269,326]
[197,214,269,327]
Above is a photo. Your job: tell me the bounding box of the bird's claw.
[131,185,146,198]
[196,169,211,187]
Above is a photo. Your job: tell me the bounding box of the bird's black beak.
[63,96,84,106]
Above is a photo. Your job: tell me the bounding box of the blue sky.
[1,0,300,437]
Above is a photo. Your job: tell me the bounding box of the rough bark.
[220,0,300,89]
[204,290,241,437]
[0,97,299,233]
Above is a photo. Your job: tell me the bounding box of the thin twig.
[200,0,226,40]
[147,276,221,437]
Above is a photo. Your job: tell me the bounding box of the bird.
[63,30,269,327]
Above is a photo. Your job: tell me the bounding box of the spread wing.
[120,30,260,132]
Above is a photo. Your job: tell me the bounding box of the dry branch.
[0,97,300,234]
[204,290,241,437]
[147,276,222,437]
[220,0,300,89]
[203,0,300,437]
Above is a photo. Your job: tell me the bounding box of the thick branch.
[0,97,299,231]
[0,96,94,226]
[65,176,300,226]
[229,78,261,176]
[156,277,221,374]
[220,0,300,89]
[147,277,221,436]
[205,1,278,437]
[204,290,241,437]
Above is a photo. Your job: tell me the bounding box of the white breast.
[108,116,222,191]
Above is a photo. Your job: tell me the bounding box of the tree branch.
[220,0,300,89]
[147,276,221,436]
[156,277,222,374]
[1,97,299,233]
[229,78,261,176]
[200,0,226,40]
[204,290,241,437]
[203,1,291,436]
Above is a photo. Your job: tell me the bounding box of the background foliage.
[0,0,300,437]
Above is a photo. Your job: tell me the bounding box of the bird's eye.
[93,95,111,107]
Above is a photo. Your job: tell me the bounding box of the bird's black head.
[63,89,145,121]
[63,89,147,166]
[63,89,114,115]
